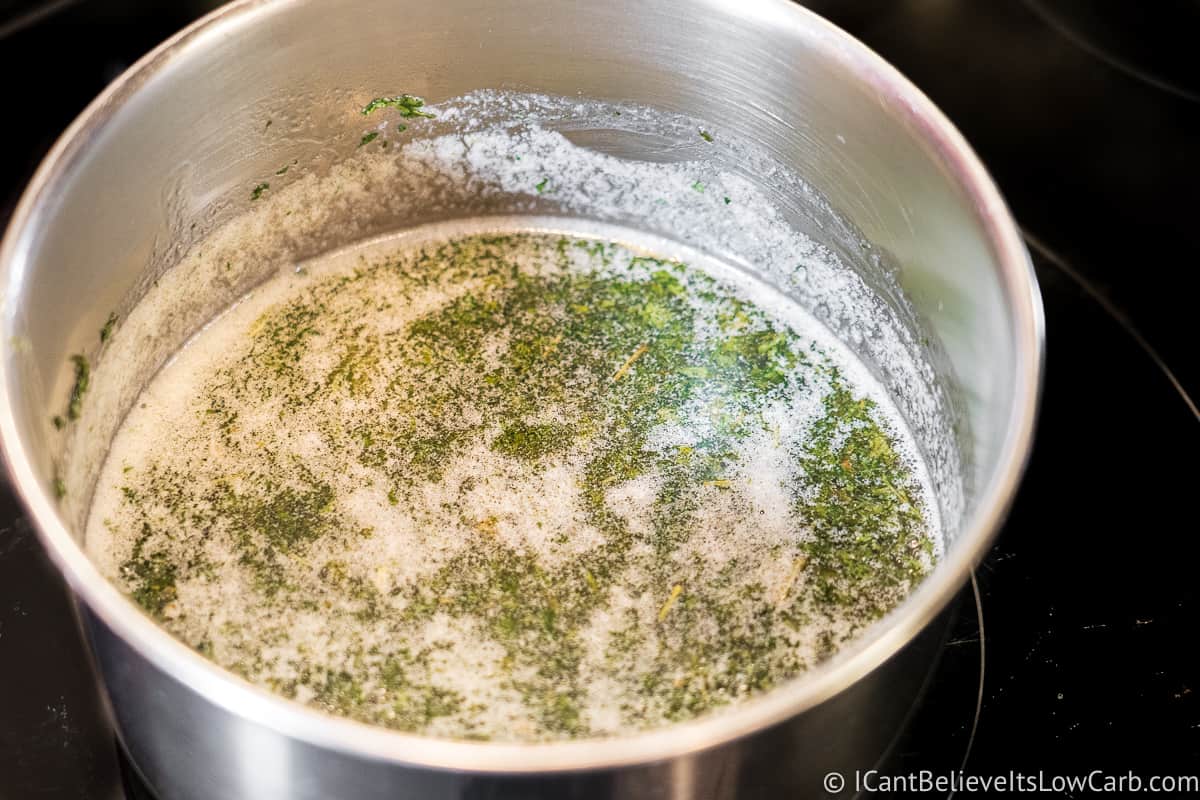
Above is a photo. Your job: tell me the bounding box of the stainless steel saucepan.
[0,1,1042,797]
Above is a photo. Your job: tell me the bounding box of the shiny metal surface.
[0,1,1042,798]
[89,605,954,798]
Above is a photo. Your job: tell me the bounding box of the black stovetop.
[2,2,1198,797]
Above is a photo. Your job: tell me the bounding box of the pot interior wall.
[6,0,1023,563]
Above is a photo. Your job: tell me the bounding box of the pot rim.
[0,0,1043,774]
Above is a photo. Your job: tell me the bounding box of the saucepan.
[0,0,1042,797]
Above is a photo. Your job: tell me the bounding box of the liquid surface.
[87,222,937,741]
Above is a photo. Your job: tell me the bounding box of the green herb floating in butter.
[87,227,937,742]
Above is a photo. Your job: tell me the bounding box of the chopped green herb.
[122,522,178,616]
[361,94,435,118]
[792,383,932,621]
[699,129,714,143]
[691,181,705,193]
[65,354,90,421]
[100,312,118,343]
[491,421,573,461]
[251,182,269,201]
[359,131,379,148]
[535,178,549,194]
